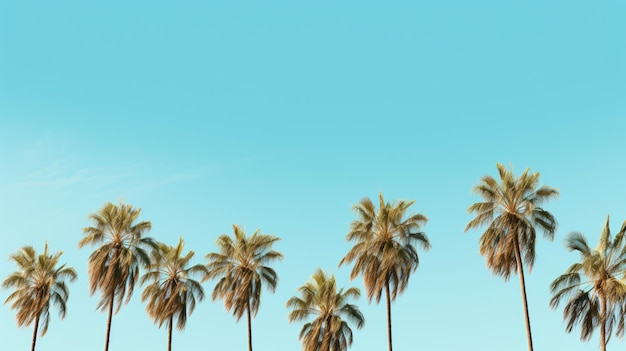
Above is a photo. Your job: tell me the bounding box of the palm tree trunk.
[385,283,393,351]
[247,299,253,351]
[31,315,40,351]
[513,237,534,351]
[104,293,115,351]
[600,293,607,351]
[168,315,173,351]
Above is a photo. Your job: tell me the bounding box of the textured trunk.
[600,293,607,351]
[168,315,173,351]
[31,315,40,351]
[105,293,115,351]
[323,316,332,351]
[386,283,393,351]
[513,237,534,351]
[247,299,253,351]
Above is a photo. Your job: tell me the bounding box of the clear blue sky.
[1,0,625,350]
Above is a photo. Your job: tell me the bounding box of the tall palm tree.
[78,201,156,351]
[205,224,283,351]
[286,269,365,351]
[465,163,558,351]
[141,237,208,351]
[550,216,626,351]
[3,243,77,351]
[339,192,430,351]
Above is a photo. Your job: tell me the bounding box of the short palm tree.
[3,243,77,351]
[78,201,156,351]
[339,192,430,351]
[286,269,365,351]
[141,237,208,351]
[205,224,283,351]
[550,216,626,351]
[465,163,558,351]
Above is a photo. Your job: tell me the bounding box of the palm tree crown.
[205,224,283,351]
[141,236,207,351]
[550,216,626,351]
[287,269,365,351]
[339,192,429,351]
[465,163,559,277]
[78,201,155,351]
[3,243,77,351]
[465,163,558,351]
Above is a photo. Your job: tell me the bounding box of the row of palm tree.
[4,163,625,351]
[77,203,285,351]
[465,163,626,351]
[2,195,428,351]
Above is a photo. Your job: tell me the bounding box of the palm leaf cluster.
[78,201,155,311]
[287,269,364,351]
[2,243,77,351]
[550,216,626,351]
[465,163,558,278]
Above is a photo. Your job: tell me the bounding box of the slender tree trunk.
[323,316,332,351]
[600,293,607,351]
[104,293,115,351]
[385,283,393,351]
[513,237,534,351]
[324,316,332,351]
[168,315,173,351]
[31,315,40,351]
[247,299,253,351]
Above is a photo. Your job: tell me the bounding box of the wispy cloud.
[15,166,125,188]
[125,167,210,194]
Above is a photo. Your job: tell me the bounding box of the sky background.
[1,0,625,350]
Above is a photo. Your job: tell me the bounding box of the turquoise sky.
[1,0,625,350]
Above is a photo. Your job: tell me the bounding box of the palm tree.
[339,192,430,351]
[205,224,283,351]
[3,243,77,351]
[78,201,156,351]
[550,216,626,351]
[465,163,558,351]
[141,237,208,351]
[286,269,365,351]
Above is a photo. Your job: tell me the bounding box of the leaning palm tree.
[78,201,156,351]
[205,224,283,351]
[465,163,558,351]
[141,237,208,351]
[3,243,77,351]
[550,216,626,351]
[287,269,365,351]
[339,192,430,351]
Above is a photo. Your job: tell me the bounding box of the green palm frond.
[141,236,206,332]
[79,201,155,313]
[287,269,364,351]
[465,163,558,278]
[205,225,283,321]
[2,243,77,337]
[340,192,429,303]
[551,216,626,348]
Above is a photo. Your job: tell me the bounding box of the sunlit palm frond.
[287,269,364,351]
[141,236,207,341]
[2,243,77,344]
[551,216,626,349]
